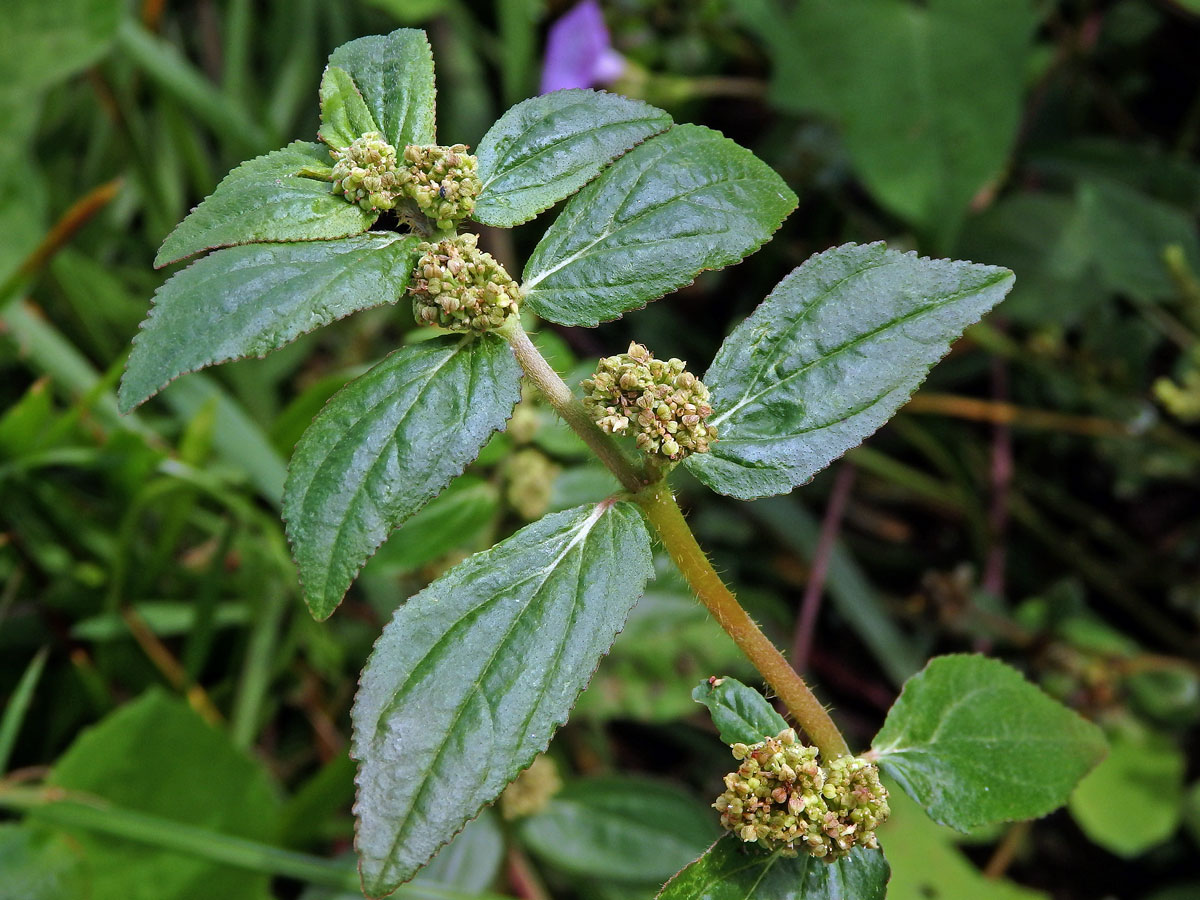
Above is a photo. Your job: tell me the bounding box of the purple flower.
[539,0,626,94]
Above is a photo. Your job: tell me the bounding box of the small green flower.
[581,342,717,462]
[399,144,482,231]
[714,729,889,861]
[410,234,521,332]
[330,132,402,211]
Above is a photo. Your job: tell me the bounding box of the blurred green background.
[1,1,1199,898]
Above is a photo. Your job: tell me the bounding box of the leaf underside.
[325,28,437,150]
[871,654,1108,831]
[283,333,522,620]
[154,142,375,268]
[657,836,889,900]
[521,124,797,327]
[351,501,654,897]
[473,89,672,227]
[121,233,420,412]
[686,242,1015,500]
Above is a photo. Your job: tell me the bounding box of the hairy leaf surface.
[872,654,1107,831]
[692,677,788,745]
[687,243,1014,500]
[522,124,796,326]
[657,838,889,900]
[318,66,381,151]
[474,89,671,227]
[519,777,718,883]
[122,234,419,412]
[352,501,654,897]
[154,142,374,267]
[325,28,436,150]
[284,334,521,620]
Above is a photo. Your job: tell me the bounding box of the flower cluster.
[398,144,482,231]
[714,729,889,861]
[410,234,521,332]
[331,132,402,211]
[581,343,716,461]
[330,136,481,228]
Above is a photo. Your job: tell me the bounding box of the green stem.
[0,784,510,900]
[500,320,648,494]
[635,483,851,760]
[503,323,851,758]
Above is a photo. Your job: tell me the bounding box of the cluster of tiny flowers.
[500,755,562,820]
[398,144,482,230]
[714,729,889,861]
[330,132,402,211]
[581,343,717,461]
[410,234,521,331]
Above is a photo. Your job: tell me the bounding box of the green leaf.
[0,824,86,900]
[519,777,719,883]
[883,784,1047,900]
[0,0,122,94]
[318,67,382,151]
[656,837,889,900]
[284,334,521,620]
[691,677,788,745]
[737,0,1037,246]
[871,654,1107,831]
[686,243,1014,500]
[416,812,505,894]
[522,125,796,326]
[154,142,375,268]
[362,476,499,576]
[1068,717,1185,857]
[121,233,420,412]
[36,689,280,900]
[325,28,436,150]
[352,501,654,897]
[473,89,672,227]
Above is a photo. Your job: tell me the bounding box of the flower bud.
[330,132,402,211]
[410,234,521,332]
[713,729,889,861]
[580,342,717,462]
[398,143,482,230]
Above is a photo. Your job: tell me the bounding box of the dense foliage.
[2,2,1199,900]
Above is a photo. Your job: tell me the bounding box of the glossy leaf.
[352,501,654,897]
[37,689,280,900]
[522,124,796,326]
[121,233,420,412]
[154,142,374,268]
[738,0,1036,245]
[318,67,381,151]
[284,334,521,620]
[687,243,1014,500]
[519,777,718,883]
[657,837,888,900]
[1068,717,1185,857]
[473,89,672,227]
[872,655,1107,831]
[692,677,788,745]
[325,28,436,150]
[362,476,499,576]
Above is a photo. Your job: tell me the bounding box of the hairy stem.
[504,321,852,757]
[635,482,852,760]
[501,319,647,494]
